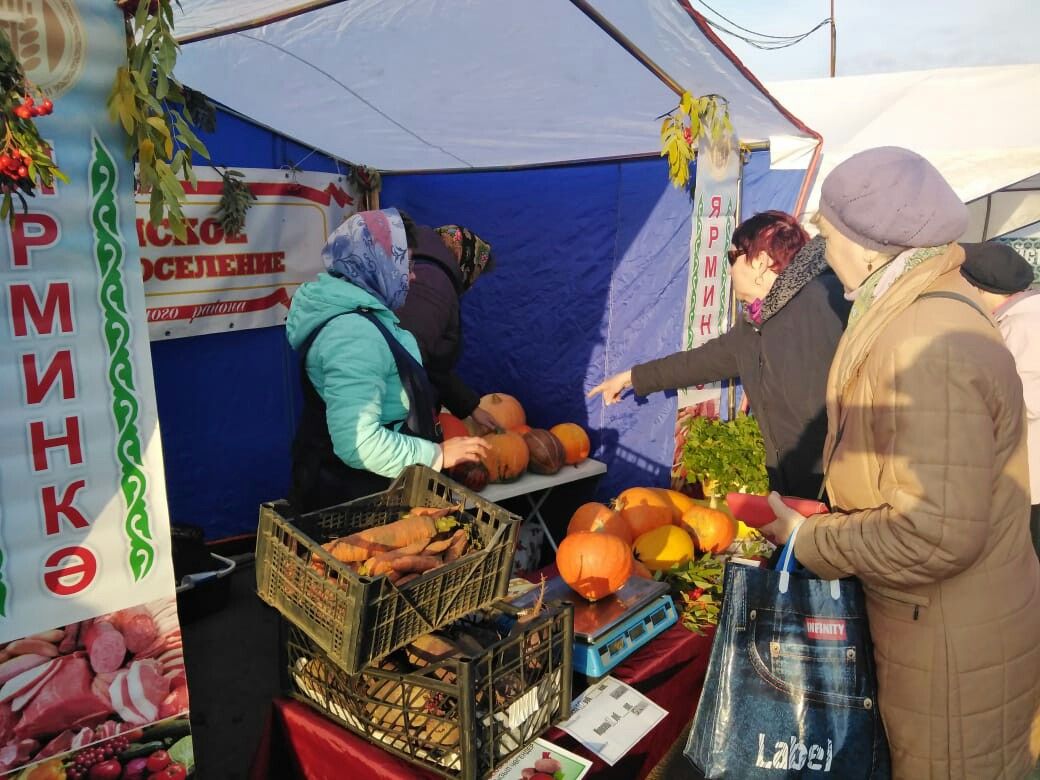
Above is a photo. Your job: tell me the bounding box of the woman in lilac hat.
[762,147,1040,778]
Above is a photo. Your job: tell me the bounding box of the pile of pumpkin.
[555,487,738,602]
[441,393,591,491]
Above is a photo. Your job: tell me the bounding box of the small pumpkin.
[523,429,567,475]
[556,531,632,601]
[479,393,526,430]
[549,423,590,465]
[511,423,533,435]
[619,503,673,539]
[616,486,675,517]
[447,460,489,492]
[567,502,633,545]
[657,488,700,522]
[481,431,529,482]
[438,412,469,440]
[633,525,695,572]
[680,504,737,553]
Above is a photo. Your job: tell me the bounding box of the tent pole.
[568,0,686,97]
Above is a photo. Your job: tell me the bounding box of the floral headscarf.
[322,209,411,310]
[435,225,493,290]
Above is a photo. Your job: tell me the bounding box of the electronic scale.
[511,574,678,680]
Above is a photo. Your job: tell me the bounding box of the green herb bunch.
[677,413,769,501]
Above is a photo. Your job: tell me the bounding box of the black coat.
[631,249,850,500]
[395,226,481,418]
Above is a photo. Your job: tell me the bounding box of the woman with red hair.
[590,210,850,500]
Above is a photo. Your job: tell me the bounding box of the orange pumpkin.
[567,502,633,545]
[549,423,590,465]
[556,532,632,601]
[657,488,700,522]
[437,412,469,440]
[616,487,675,517]
[479,393,526,430]
[680,504,737,553]
[481,431,529,482]
[511,424,533,435]
[620,504,673,539]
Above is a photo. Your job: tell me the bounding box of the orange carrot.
[364,539,430,576]
[443,529,470,563]
[390,555,443,575]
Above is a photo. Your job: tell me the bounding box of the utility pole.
[829,0,837,77]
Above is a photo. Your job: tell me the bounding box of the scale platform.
[511,575,678,679]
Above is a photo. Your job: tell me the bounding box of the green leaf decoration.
[216,168,256,238]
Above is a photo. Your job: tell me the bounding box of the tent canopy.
[173,0,816,172]
[767,65,1040,238]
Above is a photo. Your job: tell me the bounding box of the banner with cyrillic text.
[676,135,741,408]
[137,167,358,339]
[0,1,191,775]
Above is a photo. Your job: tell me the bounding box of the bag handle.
[776,523,841,600]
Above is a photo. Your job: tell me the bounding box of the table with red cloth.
[250,571,714,779]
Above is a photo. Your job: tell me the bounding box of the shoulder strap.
[915,290,992,325]
[298,308,441,443]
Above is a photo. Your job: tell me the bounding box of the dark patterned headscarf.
[436,225,493,290]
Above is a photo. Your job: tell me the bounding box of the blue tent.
[156,2,816,538]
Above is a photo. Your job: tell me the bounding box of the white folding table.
[477,458,607,551]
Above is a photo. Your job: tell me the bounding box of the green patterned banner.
[89,134,155,581]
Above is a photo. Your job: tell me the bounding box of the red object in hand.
[725,493,827,528]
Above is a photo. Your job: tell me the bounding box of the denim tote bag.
[685,524,890,778]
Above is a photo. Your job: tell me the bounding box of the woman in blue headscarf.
[287,208,489,512]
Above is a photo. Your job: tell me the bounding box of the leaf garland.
[108,0,213,241]
[663,553,725,635]
[216,168,255,238]
[0,30,67,224]
[659,91,734,191]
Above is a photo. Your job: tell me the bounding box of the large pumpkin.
[438,412,469,440]
[633,525,695,572]
[567,502,633,545]
[481,431,529,482]
[524,429,566,475]
[619,503,673,539]
[680,504,737,553]
[549,423,590,465]
[556,532,632,601]
[478,393,526,430]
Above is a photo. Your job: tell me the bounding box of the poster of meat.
[0,1,194,776]
[0,597,190,776]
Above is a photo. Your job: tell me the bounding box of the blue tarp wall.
[152,109,803,538]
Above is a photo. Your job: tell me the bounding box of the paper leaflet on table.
[557,676,667,766]
[490,737,592,780]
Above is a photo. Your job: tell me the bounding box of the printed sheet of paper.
[556,676,668,765]
[490,737,592,779]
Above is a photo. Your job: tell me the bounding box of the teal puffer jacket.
[286,273,440,477]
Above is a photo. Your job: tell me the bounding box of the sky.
[692,0,1040,82]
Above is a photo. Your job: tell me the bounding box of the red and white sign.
[805,618,847,641]
[137,168,359,339]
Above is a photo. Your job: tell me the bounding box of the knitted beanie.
[819,146,968,252]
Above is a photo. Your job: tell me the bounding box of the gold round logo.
[0,0,86,98]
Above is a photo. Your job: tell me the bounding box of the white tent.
[172,0,818,173]
[767,65,1040,240]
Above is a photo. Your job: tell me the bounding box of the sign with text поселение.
[138,168,358,340]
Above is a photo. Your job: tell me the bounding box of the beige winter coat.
[795,244,1040,779]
